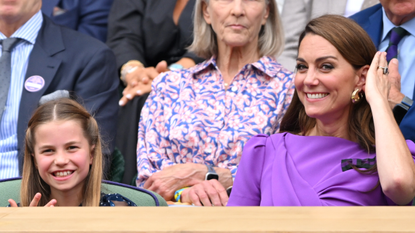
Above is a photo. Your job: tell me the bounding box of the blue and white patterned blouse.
[137,56,294,187]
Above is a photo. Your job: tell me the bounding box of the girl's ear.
[355,65,369,90]
[89,145,95,165]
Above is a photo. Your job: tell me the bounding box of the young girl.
[8,98,136,206]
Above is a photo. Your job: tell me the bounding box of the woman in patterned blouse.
[137,0,294,206]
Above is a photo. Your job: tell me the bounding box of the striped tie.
[0,38,20,123]
[386,27,408,62]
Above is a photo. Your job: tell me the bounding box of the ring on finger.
[378,66,388,75]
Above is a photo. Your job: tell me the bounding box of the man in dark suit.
[0,0,118,179]
[350,1,415,142]
[41,0,113,42]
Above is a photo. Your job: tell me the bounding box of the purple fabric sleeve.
[227,134,268,206]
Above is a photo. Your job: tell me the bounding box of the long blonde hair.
[21,98,103,206]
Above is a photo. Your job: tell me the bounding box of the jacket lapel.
[366,6,383,48]
[17,16,64,171]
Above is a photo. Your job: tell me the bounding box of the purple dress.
[227,132,415,206]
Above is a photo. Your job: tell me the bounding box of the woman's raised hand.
[119,61,168,106]
[364,51,391,106]
[8,192,57,207]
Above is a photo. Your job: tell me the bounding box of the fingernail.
[126,94,132,99]
[119,100,124,106]
[392,59,398,64]
[136,90,142,95]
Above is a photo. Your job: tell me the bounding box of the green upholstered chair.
[108,147,125,183]
[0,178,167,207]
[0,178,20,207]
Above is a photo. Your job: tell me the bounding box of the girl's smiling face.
[33,119,93,198]
[295,33,366,124]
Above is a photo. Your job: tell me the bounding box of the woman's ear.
[89,145,95,165]
[355,65,369,90]
[202,1,211,24]
[262,2,270,25]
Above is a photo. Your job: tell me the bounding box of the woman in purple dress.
[228,15,415,206]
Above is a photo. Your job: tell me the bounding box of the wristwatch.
[205,165,219,180]
[393,96,413,124]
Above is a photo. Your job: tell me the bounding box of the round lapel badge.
[25,75,45,92]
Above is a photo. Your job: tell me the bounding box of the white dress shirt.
[0,11,43,179]
[378,8,415,99]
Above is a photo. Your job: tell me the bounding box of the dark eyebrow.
[296,56,338,63]
[316,56,337,62]
[296,58,305,63]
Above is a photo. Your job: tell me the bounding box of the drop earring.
[351,89,361,104]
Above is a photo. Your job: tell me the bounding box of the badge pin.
[25,75,45,92]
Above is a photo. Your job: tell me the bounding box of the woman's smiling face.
[295,33,364,123]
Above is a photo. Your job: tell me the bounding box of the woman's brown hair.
[280,15,377,153]
[20,98,103,206]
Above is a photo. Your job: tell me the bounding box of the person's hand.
[143,163,206,201]
[364,52,391,106]
[8,192,57,207]
[387,58,405,109]
[119,61,168,106]
[181,180,228,206]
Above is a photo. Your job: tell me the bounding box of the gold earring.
[351,89,361,104]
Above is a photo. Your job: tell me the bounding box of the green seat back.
[0,178,20,207]
[0,178,167,206]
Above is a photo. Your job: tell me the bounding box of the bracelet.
[121,60,144,72]
[120,60,144,85]
[168,63,184,71]
[174,187,189,203]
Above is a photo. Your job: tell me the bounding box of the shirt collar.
[381,7,415,42]
[0,10,43,44]
[189,56,284,78]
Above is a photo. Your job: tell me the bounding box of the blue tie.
[386,27,408,62]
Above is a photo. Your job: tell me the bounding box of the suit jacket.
[17,15,119,172]
[41,0,113,42]
[106,0,204,70]
[278,0,379,71]
[350,3,415,142]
